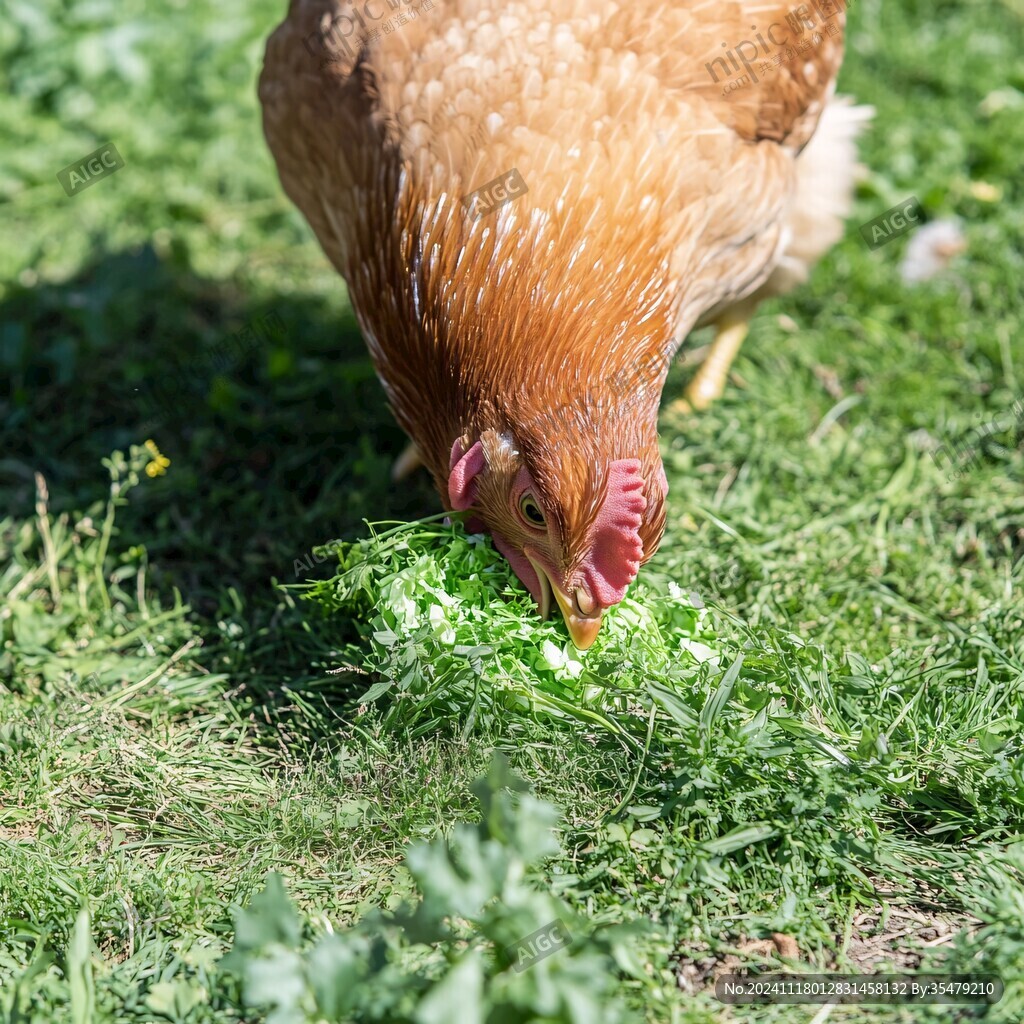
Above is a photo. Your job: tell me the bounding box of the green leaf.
[629,828,658,850]
[979,729,1009,755]
[306,933,369,1017]
[67,907,94,1024]
[701,823,777,856]
[361,679,395,702]
[229,873,302,954]
[242,949,308,1024]
[647,681,697,729]
[700,654,744,736]
[145,979,207,1019]
[413,951,483,1024]
[625,805,663,822]
[405,831,506,920]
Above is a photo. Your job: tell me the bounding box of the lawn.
[1,0,1023,1021]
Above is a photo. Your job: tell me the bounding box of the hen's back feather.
[261,0,847,310]
[259,0,855,496]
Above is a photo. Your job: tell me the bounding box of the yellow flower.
[143,439,170,477]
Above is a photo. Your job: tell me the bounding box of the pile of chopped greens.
[301,517,720,741]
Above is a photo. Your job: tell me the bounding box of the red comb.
[579,458,647,608]
[448,439,486,511]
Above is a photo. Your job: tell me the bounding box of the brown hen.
[259,0,869,648]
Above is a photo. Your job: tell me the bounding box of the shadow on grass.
[0,243,439,738]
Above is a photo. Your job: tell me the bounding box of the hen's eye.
[519,493,546,527]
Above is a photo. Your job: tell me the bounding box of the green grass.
[2,0,1023,1021]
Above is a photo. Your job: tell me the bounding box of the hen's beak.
[525,552,604,651]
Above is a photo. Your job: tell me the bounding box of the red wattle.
[579,458,647,608]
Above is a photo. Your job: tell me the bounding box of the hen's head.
[446,423,667,649]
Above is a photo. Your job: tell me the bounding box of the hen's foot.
[682,318,750,411]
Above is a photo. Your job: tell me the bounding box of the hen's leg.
[391,440,423,482]
[681,316,749,411]
[668,98,872,418]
